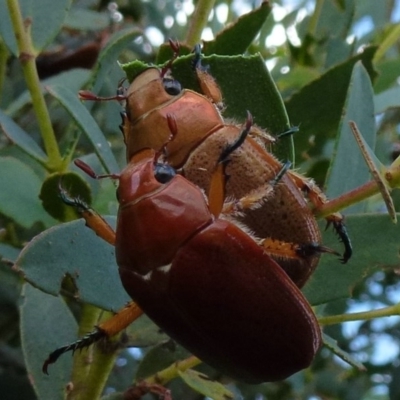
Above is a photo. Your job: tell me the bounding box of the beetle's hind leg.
[287,170,352,263]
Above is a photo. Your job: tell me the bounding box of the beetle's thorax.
[123,68,224,167]
[117,151,163,207]
[115,151,213,276]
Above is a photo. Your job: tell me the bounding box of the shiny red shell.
[115,150,321,383]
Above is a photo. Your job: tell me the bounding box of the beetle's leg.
[287,170,352,263]
[260,238,340,262]
[59,185,116,245]
[223,160,292,215]
[192,44,224,108]
[208,112,253,217]
[160,39,180,78]
[43,301,143,374]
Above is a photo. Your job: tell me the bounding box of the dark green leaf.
[39,171,92,221]
[374,58,400,93]
[285,46,377,161]
[203,2,271,56]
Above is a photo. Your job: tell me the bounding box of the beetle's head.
[125,68,183,124]
[117,149,176,206]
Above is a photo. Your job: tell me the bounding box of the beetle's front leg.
[43,186,144,373]
[59,185,116,245]
[287,170,352,263]
[43,301,143,373]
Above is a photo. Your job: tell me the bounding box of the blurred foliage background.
[1,0,400,399]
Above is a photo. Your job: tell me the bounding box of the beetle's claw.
[296,243,340,258]
[325,220,352,264]
[42,329,104,374]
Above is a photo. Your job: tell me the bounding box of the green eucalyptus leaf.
[6,69,91,117]
[20,284,76,400]
[136,341,191,380]
[178,369,234,400]
[46,84,119,173]
[0,157,55,228]
[0,0,72,55]
[15,217,129,311]
[0,110,47,163]
[90,28,143,93]
[285,46,377,161]
[304,214,400,305]
[203,2,271,56]
[325,62,376,214]
[322,333,366,371]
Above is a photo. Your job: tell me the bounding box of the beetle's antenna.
[79,79,127,103]
[74,159,120,181]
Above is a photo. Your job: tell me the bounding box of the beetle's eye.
[154,163,176,183]
[162,78,182,95]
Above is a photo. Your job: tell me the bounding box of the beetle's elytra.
[119,44,352,288]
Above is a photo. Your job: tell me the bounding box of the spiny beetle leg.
[260,238,340,262]
[208,113,252,218]
[222,158,291,216]
[160,39,180,78]
[191,43,223,107]
[43,329,105,374]
[43,301,143,373]
[288,170,352,263]
[218,111,253,164]
[59,184,116,245]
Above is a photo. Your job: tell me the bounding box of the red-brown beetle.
[116,43,352,288]
[46,117,325,383]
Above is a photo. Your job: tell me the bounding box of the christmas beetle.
[80,42,351,288]
[115,42,352,288]
[45,115,331,383]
